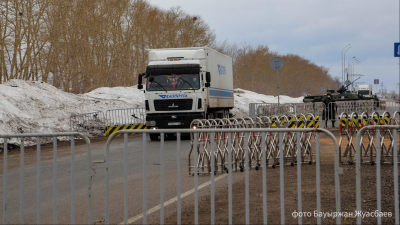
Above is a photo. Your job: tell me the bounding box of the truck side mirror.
[206,72,211,83]
[137,73,145,89]
[205,72,211,87]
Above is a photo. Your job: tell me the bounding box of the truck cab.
[356,84,373,98]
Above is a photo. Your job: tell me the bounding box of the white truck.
[356,84,374,98]
[137,47,234,140]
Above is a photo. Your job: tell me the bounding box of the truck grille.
[154,99,193,111]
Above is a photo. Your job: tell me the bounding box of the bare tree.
[213,43,336,97]
[1,0,334,97]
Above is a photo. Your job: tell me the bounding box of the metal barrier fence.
[385,100,399,108]
[251,100,385,128]
[105,108,146,127]
[249,102,325,118]
[378,99,387,111]
[69,108,146,136]
[104,128,341,225]
[355,125,400,225]
[1,132,93,225]
[69,111,106,136]
[333,100,376,115]
[188,115,320,175]
[337,111,399,165]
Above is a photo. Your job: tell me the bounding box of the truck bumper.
[146,113,204,129]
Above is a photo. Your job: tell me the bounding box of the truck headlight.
[146,121,156,126]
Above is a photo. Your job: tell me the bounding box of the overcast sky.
[148,0,400,94]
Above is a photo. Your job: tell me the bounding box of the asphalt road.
[1,134,240,224]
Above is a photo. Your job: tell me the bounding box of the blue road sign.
[395,42,400,57]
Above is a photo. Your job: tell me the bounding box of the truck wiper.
[177,77,195,92]
[149,77,167,93]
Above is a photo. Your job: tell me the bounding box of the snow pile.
[0,80,142,136]
[0,79,303,138]
[232,88,303,117]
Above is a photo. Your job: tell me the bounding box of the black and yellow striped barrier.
[269,117,287,127]
[340,117,362,127]
[288,116,296,128]
[297,115,305,128]
[104,123,147,136]
[361,116,369,126]
[268,115,320,129]
[279,116,287,126]
[305,115,319,128]
[382,114,390,124]
[339,117,350,127]
[340,115,390,127]
[372,115,390,125]
[270,117,279,127]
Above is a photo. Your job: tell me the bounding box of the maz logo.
[168,103,179,108]
[218,64,226,75]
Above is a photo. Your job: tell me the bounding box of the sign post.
[335,81,341,89]
[374,79,379,95]
[270,57,284,115]
[395,43,400,111]
[394,43,400,57]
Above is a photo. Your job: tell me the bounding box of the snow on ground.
[232,88,303,117]
[0,79,302,144]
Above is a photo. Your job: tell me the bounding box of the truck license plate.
[168,122,181,126]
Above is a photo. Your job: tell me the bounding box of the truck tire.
[150,133,159,141]
[224,109,230,118]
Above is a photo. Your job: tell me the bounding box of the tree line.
[1,0,337,96]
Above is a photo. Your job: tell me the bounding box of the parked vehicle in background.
[356,84,374,98]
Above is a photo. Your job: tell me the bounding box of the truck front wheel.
[150,133,159,141]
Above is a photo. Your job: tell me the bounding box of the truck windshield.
[146,74,200,91]
[358,90,371,95]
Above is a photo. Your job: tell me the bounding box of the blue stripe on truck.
[209,87,232,98]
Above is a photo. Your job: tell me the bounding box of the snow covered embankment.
[232,89,303,117]
[0,80,142,136]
